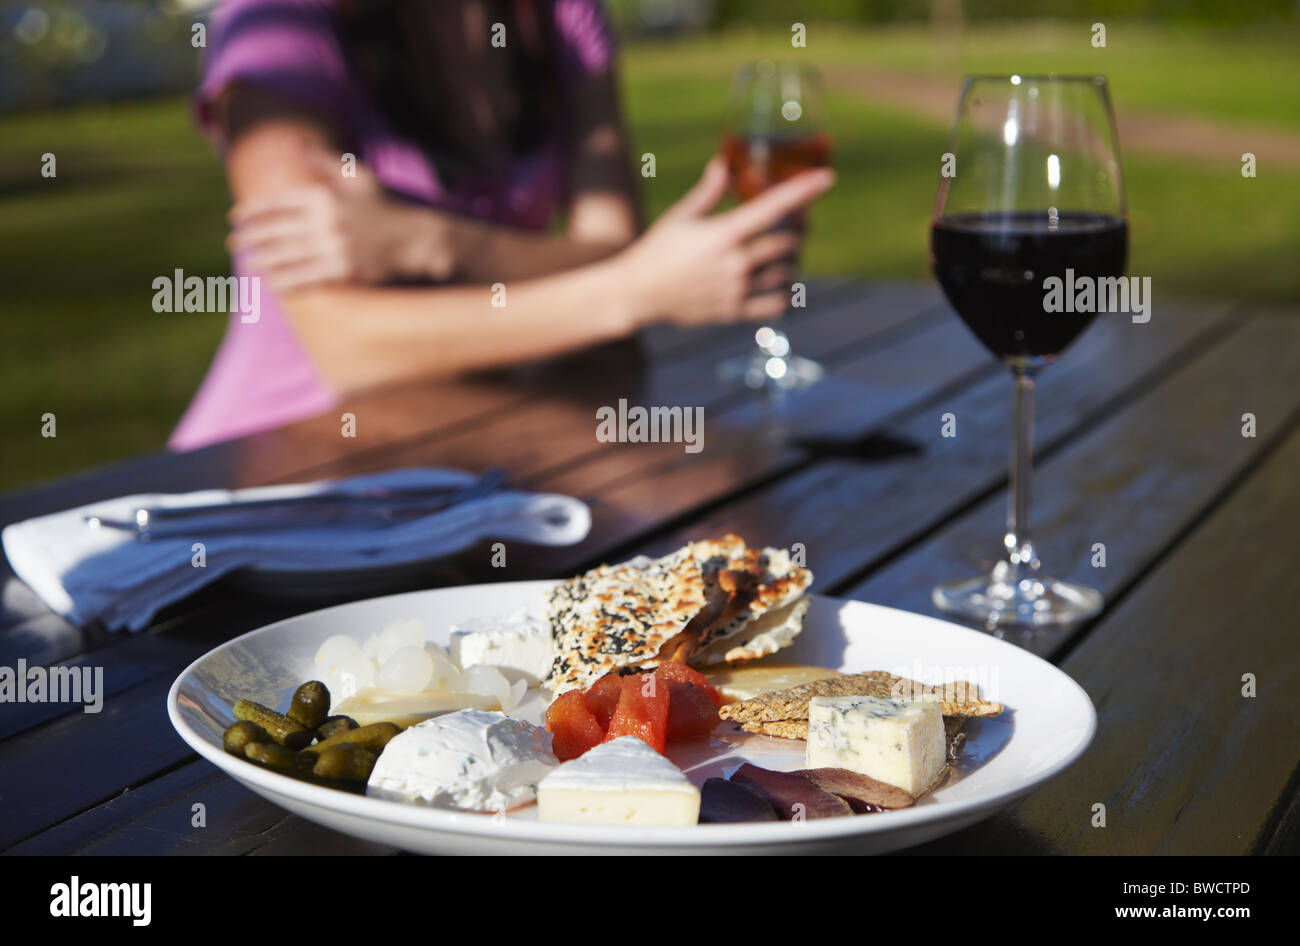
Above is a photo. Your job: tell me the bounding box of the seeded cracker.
[739,719,815,739]
[653,535,748,663]
[718,670,1003,723]
[693,544,813,650]
[545,544,708,695]
[692,597,810,666]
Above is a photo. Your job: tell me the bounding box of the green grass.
[1,99,231,490]
[683,19,1300,131]
[3,19,1299,491]
[624,21,1300,295]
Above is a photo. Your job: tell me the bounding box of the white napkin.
[1,468,590,632]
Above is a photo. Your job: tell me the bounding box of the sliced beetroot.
[730,763,852,820]
[699,777,778,823]
[799,767,915,812]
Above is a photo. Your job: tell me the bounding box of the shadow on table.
[792,430,924,462]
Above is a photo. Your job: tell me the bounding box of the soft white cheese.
[537,736,701,826]
[805,695,946,796]
[449,611,555,685]
[367,709,557,812]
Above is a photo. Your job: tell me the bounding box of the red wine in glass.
[932,210,1128,364]
[930,75,1128,629]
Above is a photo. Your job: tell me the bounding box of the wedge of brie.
[537,736,701,826]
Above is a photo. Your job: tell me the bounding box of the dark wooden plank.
[0,590,301,743]
[842,312,1300,655]
[1258,776,1300,855]
[635,275,861,359]
[0,635,194,744]
[3,762,393,856]
[0,590,312,850]
[0,378,503,524]
[907,419,1300,855]
[624,297,1237,574]
[0,672,195,850]
[531,309,994,545]
[0,597,104,669]
[253,280,901,488]
[254,282,948,490]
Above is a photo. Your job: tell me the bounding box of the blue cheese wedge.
[367,709,557,812]
[537,736,701,826]
[805,696,946,796]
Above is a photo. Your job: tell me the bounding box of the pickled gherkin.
[232,699,312,750]
[226,678,400,794]
[303,721,400,755]
[312,743,378,782]
[288,681,330,729]
[223,720,270,756]
[244,741,316,773]
[316,715,359,742]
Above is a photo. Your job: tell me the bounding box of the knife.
[83,469,509,540]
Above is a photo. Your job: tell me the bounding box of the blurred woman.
[171,0,833,449]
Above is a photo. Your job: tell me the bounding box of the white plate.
[167,581,1095,855]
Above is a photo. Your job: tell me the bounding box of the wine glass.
[716,60,831,394]
[930,75,1127,628]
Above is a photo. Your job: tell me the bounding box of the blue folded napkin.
[1,468,590,631]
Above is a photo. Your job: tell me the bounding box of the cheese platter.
[168,537,1095,854]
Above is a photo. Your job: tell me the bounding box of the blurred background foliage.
[1,0,1298,490]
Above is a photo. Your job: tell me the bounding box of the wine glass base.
[716,351,825,392]
[932,562,1102,630]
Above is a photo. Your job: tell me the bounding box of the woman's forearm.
[282,256,640,394]
[407,209,631,284]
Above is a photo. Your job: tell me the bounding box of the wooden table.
[3,280,1297,856]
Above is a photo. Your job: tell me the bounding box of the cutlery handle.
[83,469,509,540]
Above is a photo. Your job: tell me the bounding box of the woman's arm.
[223,80,638,286]
[223,119,833,394]
[282,266,636,393]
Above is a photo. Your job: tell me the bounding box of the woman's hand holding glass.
[611,157,834,329]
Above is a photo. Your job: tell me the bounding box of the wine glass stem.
[1006,368,1037,570]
